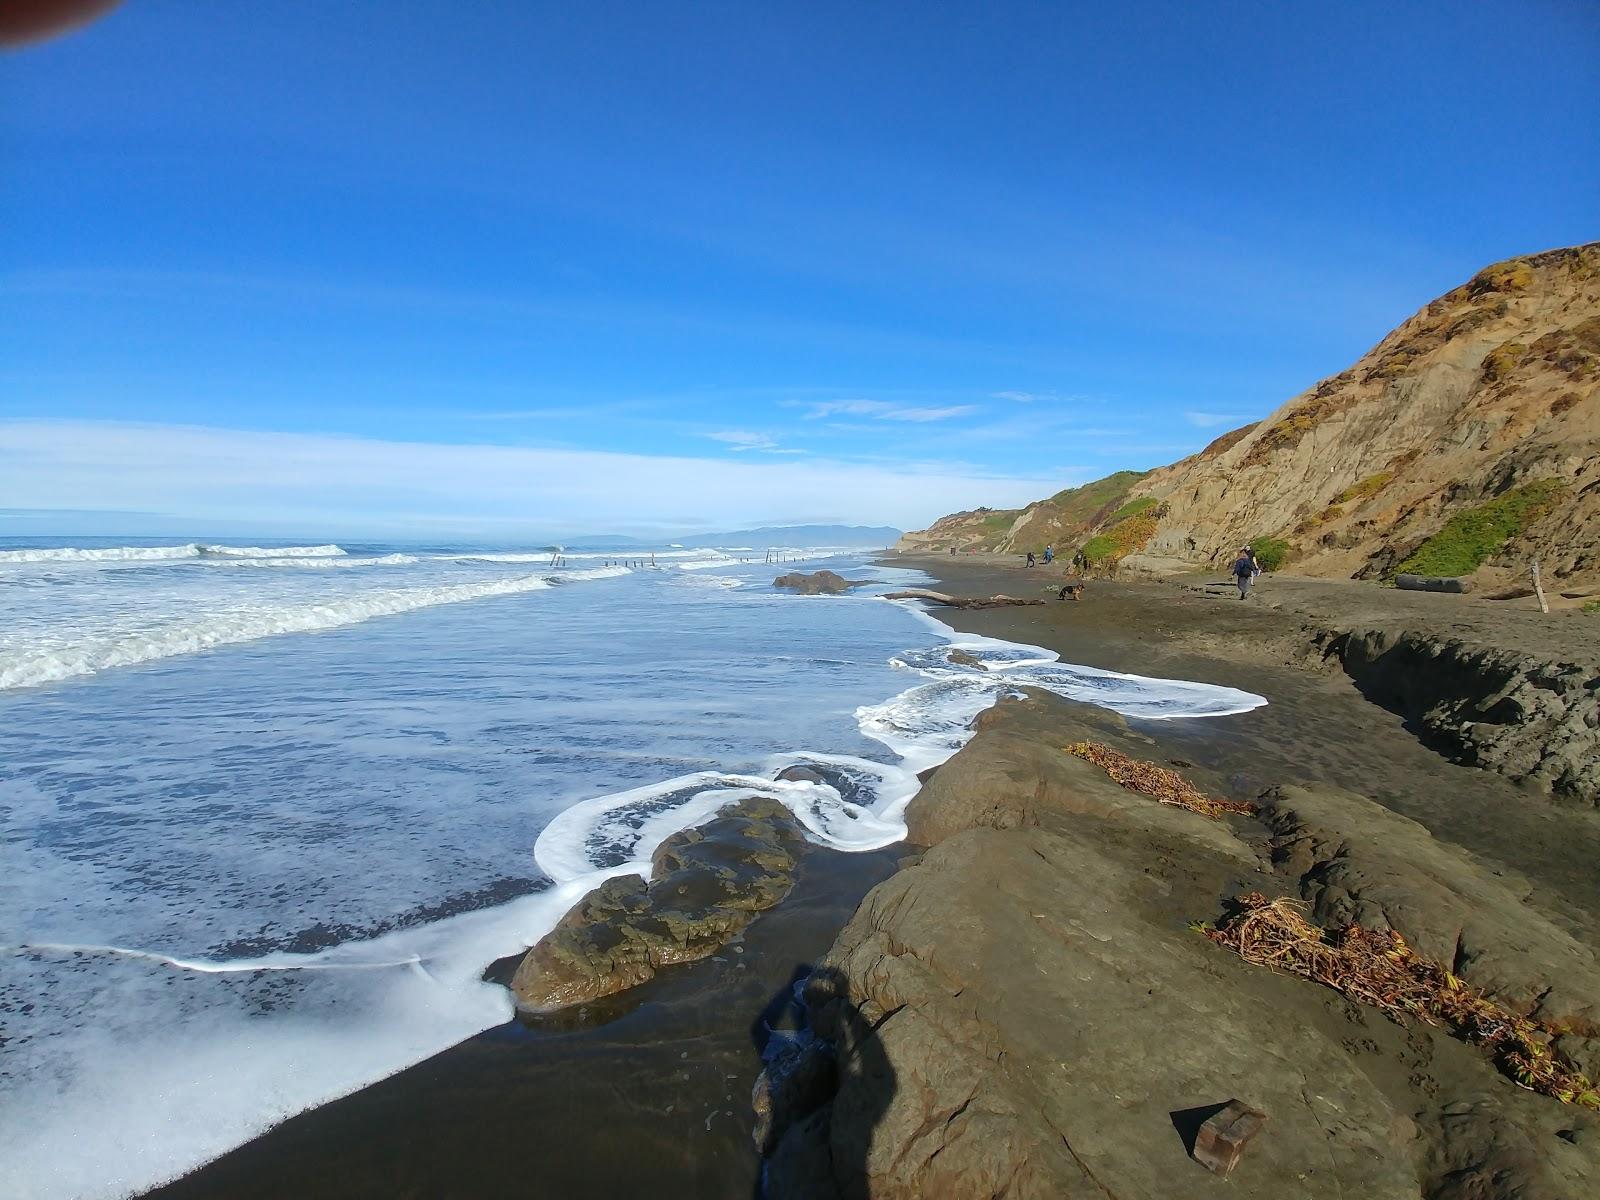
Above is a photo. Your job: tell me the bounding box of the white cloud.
[990,390,1041,403]
[0,419,1065,535]
[801,400,979,423]
[1184,410,1254,429]
[705,430,784,452]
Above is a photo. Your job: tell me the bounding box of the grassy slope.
[1008,470,1150,552]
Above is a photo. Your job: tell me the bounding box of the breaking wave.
[0,574,558,690]
[0,543,346,565]
[205,553,418,569]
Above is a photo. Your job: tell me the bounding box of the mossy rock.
[1335,472,1394,505]
[1469,259,1535,296]
[1481,341,1528,383]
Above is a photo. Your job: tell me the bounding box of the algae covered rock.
[510,797,806,1011]
[773,570,866,595]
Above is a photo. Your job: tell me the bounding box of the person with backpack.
[1231,546,1256,599]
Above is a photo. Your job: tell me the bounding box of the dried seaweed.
[1063,742,1252,818]
[1205,893,1600,1108]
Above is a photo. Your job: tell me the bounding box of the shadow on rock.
[749,965,895,1199]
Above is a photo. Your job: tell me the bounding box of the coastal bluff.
[755,691,1600,1199]
[900,242,1600,595]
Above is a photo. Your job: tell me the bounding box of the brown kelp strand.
[1063,741,1252,818]
[1204,892,1600,1109]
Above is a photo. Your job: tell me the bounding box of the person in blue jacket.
[1231,547,1256,599]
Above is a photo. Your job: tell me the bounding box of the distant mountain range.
[565,525,902,549]
[674,525,901,548]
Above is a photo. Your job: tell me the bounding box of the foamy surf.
[204,552,419,569]
[0,543,346,565]
[0,573,557,690]
[0,552,1266,1200]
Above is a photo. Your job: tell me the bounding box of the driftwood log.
[1394,574,1474,594]
[883,589,1045,609]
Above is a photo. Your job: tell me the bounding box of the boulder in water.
[510,797,806,1012]
[773,570,867,595]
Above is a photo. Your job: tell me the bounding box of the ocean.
[0,537,1265,1200]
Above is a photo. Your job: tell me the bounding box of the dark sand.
[144,557,1600,1198]
[147,843,900,1200]
[906,556,1600,930]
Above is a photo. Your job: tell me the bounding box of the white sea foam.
[205,553,419,569]
[546,565,633,582]
[674,552,740,570]
[0,543,347,566]
[445,549,715,563]
[0,543,205,564]
[530,600,1266,905]
[198,543,345,558]
[0,574,555,690]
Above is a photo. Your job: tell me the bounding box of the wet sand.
[143,558,1600,1198]
[147,842,900,1200]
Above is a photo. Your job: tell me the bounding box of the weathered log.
[883,589,1044,609]
[1394,574,1474,594]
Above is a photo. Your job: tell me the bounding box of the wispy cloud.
[991,390,1042,403]
[704,430,803,454]
[799,400,979,423]
[1184,410,1255,429]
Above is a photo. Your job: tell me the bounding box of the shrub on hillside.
[1075,505,1165,570]
[1249,537,1291,572]
[1391,480,1566,578]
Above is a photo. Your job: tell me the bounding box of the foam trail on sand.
[529,595,1266,897]
[0,889,587,1200]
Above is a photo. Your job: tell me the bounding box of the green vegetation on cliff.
[1010,470,1150,552]
[1393,480,1567,578]
[1077,505,1164,568]
[1249,536,1291,571]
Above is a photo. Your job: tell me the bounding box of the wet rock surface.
[1259,784,1600,1037]
[1328,628,1600,806]
[510,797,806,1011]
[760,690,1600,1200]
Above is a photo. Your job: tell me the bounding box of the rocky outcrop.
[1323,628,1600,806]
[510,797,804,1011]
[757,691,1600,1198]
[773,571,870,595]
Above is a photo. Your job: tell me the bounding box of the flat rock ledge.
[755,691,1600,1200]
[773,570,871,595]
[510,796,805,1012]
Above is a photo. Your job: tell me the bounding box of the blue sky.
[3,1,1597,537]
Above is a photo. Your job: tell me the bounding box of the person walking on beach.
[1026,550,1037,567]
[1043,544,1054,564]
[1231,546,1255,599]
